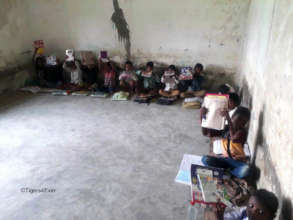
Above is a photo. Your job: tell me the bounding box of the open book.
[201,94,229,130]
[191,164,233,207]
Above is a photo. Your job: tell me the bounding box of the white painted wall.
[240,0,293,217]
[0,0,32,71]
[25,0,250,72]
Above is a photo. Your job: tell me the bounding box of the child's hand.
[220,109,229,117]
[201,107,209,116]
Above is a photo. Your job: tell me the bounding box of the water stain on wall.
[0,0,14,28]
[111,0,131,59]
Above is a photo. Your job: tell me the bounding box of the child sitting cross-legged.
[119,61,137,95]
[159,65,180,98]
[180,63,206,98]
[135,61,160,97]
[103,62,116,94]
[202,107,251,179]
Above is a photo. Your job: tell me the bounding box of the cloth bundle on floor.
[112,91,129,101]
[157,96,177,105]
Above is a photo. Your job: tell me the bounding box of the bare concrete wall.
[26,0,250,73]
[239,0,293,218]
[0,0,32,71]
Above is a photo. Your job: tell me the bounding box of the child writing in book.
[119,61,137,94]
[159,65,180,98]
[135,61,160,97]
[204,189,279,220]
[202,107,251,179]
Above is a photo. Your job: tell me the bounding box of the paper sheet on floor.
[174,154,204,186]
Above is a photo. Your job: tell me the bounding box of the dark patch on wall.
[111,0,131,59]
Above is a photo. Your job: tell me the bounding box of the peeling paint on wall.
[111,0,131,59]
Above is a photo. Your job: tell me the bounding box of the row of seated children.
[118,61,206,101]
[33,48,206,102]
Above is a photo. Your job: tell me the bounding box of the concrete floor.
[0,92,209,220]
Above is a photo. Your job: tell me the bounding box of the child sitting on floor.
[62,50,83,86]
[159,65,180,98]
[202,107,251,179]
[204,189,279,220]
[222,93,241,137]
[201,87,238,137]
[63,61,83,86]
[119,61,137,94]
[103,62,116,93]
[180,63,206,98]
[136,61,160,97]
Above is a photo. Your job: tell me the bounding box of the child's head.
[125,61,133,71]
[194,63,203,74]
[146,61,154,72]
[247,189,278,220]
[167,65,176,73]
[228,93,241,110]
[232,106,250,129]
[218,84,230,94]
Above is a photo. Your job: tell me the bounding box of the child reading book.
[135,61,160,97]
[119,61,137,94]
[180,63,206,98]
[159,65,180,98]
[202,107,251,179]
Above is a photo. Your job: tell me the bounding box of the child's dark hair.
[229,93,241,106]
[234,106,251,121]
[194,63,204,71]
[125,61,133,66]
[252,189,279,218]
[168,65,176,71]
[146,61,154,69]
[218,84,230,94]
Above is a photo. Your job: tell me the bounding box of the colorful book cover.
[191,164,230,207]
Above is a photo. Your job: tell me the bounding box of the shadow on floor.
[0,91,39,113]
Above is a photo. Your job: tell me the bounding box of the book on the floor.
[191,164,231,206]
[175,154,204,185]
[201,93,229,130]
[90,91,109,98]
[19,86,41,94]
[72,91,90,96]
[51,91,70,96]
